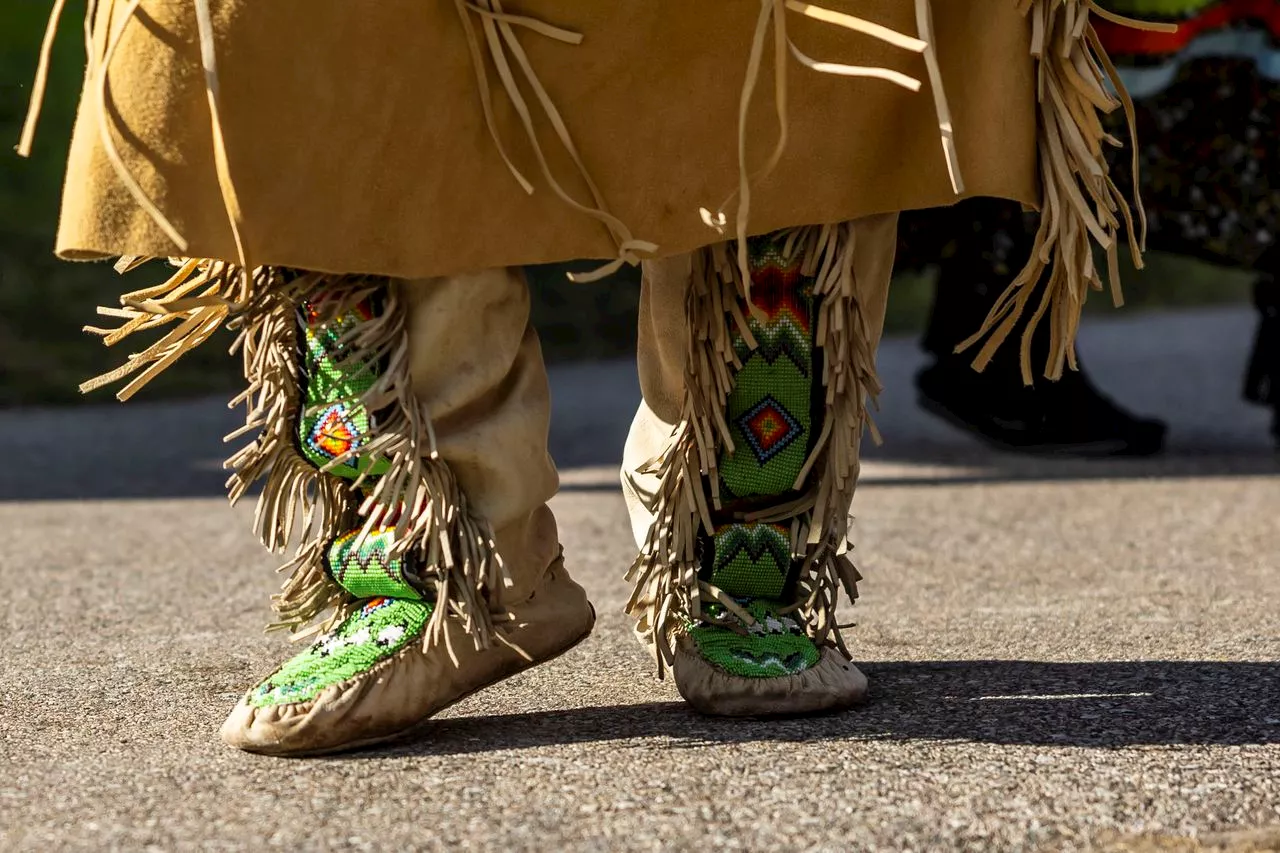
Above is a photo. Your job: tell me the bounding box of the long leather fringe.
[701,0,938,298]
[623,247,750,676]
[625,222,877,674]
[83,263,507,654]
[957,0,1175,384]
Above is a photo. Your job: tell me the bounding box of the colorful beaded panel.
[689,599,819,679]
[718,236,819,503]
[705,522,791,600]
[248,597,432,708]
[688,235,828,678]
[297,297,391,481]
[327,528,424,601]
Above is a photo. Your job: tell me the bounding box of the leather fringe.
[82,263,507,654]
[24,0,946,292]
[701,0,938,297]
[623,246,751,677]
[626,222,878,673]
[958,0,1174,384]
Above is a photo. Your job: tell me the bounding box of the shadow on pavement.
[353,660,1280,758]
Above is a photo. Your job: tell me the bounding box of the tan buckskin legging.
[404,213,899,601]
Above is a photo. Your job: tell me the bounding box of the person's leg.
[1244,246,1279,447]
[216,267,593,755]
[919,200,1029,365]
[622,215,895,716]
[916,200,1167,457]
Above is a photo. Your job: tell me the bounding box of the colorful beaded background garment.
[297,296,391,480]
[693,235,824,679]
[249,597,432,708]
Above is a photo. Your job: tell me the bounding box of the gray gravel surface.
[2,307,1278,852]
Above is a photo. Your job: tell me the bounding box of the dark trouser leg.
[916,200,1167,457]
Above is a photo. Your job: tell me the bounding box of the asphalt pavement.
[1,306,1277,852]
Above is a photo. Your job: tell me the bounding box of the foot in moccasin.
[673,598,867,717]
[625,229,879,719]
[221,556,594,757]
[659,516,870,718]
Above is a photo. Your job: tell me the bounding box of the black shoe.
[916,357,1167,458]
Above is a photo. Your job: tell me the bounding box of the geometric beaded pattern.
[296,296,390,481]
[706,522,792,600]
[737,396,804,464]
[691,234,826,678]
[247,597,432,708]
[689,598,819,679]
[326,528,424,601]
[718,235,819,503]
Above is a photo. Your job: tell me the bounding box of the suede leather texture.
[57,2,1036,277]
[401,269,561,607]
[673,640,869,717]
[221,559,594,756]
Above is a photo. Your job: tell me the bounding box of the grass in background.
[2,2,239,405]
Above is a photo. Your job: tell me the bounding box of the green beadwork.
[327,528,424,601]
[297,298,391,481]
[689,234,828,679]
[719,236,818,503]
[689,599,819,679]
[248,597,432,708]
[707,522,791,600]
